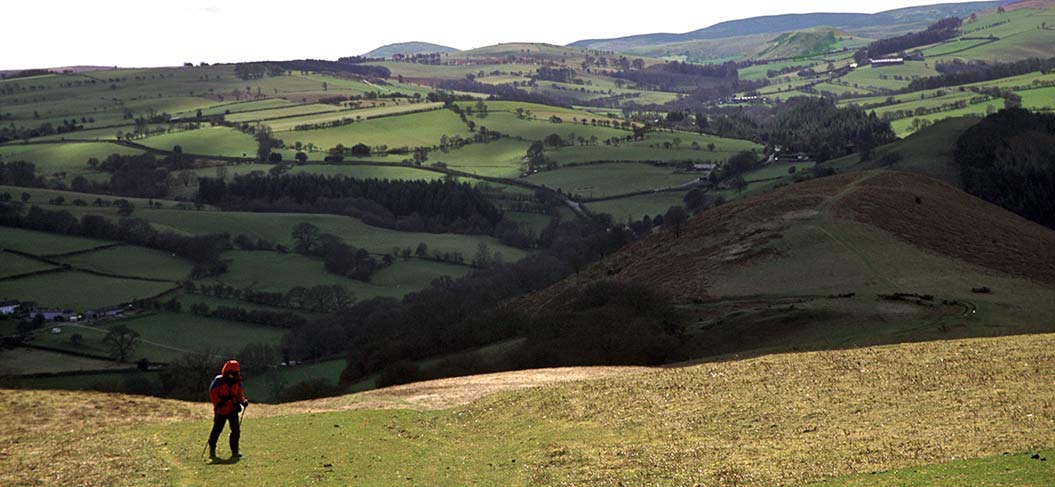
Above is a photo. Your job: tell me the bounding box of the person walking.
[207,359,248,459]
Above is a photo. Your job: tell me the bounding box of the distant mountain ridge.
[363,42,460,59]
[569,1,999,52]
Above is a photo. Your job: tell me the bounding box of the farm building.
[0,300,20,315]
[870,58,905,67]
[29,308,78,322]
[85,306,126,320]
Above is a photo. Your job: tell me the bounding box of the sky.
[2,0,969,70]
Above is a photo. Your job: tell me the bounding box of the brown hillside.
[1002,0,1055,11]
[521,171,1055,312]
[838,172,1055,286]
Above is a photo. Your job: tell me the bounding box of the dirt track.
[272,366,655,415]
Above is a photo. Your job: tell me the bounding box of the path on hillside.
[809,172,898,291]
[265,366,656,415]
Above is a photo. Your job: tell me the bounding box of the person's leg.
[228,412,241,456]
[207,414,225,457]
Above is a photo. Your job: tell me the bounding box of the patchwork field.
[0,142,143,176]
[0,226,110,255]
[527,163,699,198]
[137,126,258,158]
[0,271,175,310]
[275,109,471,149]
[56,245,193,281]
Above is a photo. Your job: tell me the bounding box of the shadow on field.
[206,456,242,466]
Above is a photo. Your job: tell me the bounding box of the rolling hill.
[362,42,461,59]
[570,1,999,53]
[4,331,1054,486]
[519,170,1055,358]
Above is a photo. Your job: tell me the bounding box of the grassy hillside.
[521,170,1055,360]
[827,116,980,186]
[363,42,460,58]
[3,332,1053,486]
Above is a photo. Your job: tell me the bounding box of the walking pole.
[239,402,248,426]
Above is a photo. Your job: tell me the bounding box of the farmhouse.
[870,58,905,67]
[0,300,20,315]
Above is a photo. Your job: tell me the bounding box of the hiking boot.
[232,451,242,458]
[208,445,217,459]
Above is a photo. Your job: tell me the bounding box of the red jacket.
[209,360,247,416]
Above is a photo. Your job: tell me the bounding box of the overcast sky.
[3,0,963,70]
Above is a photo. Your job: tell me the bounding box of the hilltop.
[3,332,1054,486]
[570,1,998,53]
[362,42,460,59]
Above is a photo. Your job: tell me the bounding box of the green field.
[137,126,258,158]
[224,103,342,123]
[0,252,57,278]
[745,162,804,181]
[839,62,939,91]
[120,208,528,261]
[180,98,296,117]
[289,164,443,181]
[1017,85,1055,111]
[275,109,470,150]
[0,271,175,310]
[367,61,540,80]
[867,91,986,120]
[827,116,979,187]
[0,184,203,210]
[527,163,699,199]
[56,245,193,281]
[0,142,143,176]
[584,190,689,222]
[262,102,444,132]
[890,99,999,136]
[502,211,552,234]
[0,226,110,255]
[466,112,629,142]
[433,139,531,178]
[203,251,473,299]
[939,8,1055,62]
[32,312,286,363]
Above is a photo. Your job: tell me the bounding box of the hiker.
[207,359,249,459]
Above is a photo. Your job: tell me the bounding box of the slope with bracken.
[520,170,1055,357]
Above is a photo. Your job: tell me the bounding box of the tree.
[473,241,492,268]
[683,189,706,212]
[20,192,30,203]
[415,242,429,257]
[104,325,140,362]
[413,148,429,165]
[350,143,371,156]
[292,222,320,253]
[663,206,689,238]
[732,175,748,194]
[294,151,308,164]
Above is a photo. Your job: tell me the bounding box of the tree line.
[196,174,503,235]
[854,17,962,64]
[0,202,227,277]
[954,108,1055,230]
[907,57,1055,92]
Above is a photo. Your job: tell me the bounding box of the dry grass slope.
[2,334,1054,486]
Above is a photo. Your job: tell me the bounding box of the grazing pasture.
[137,126,258,158]
[276,109,470,149]
[56,245,193,281]
[0,142,143,176]
[0,271,175,310]
[527,163,698,199]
